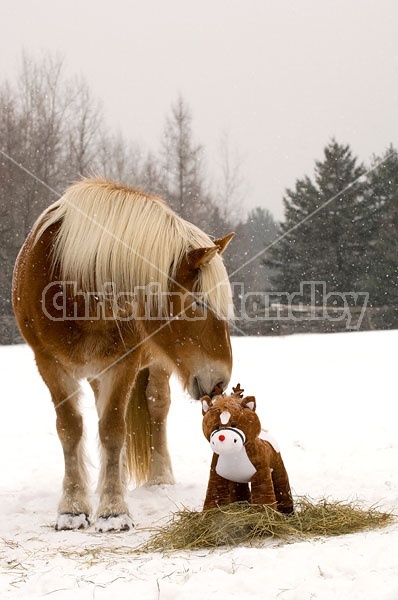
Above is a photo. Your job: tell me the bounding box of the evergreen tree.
[230,207,278,291]
[266,140,368,304]
[225,206,278,328]
[365,146,398,306]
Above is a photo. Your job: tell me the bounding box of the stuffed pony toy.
[201,384,293,513]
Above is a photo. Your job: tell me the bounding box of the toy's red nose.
[218,434,225,442]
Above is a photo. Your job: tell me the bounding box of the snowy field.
[1,331,397,599]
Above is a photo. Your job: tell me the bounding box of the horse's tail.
[125,367,151,486]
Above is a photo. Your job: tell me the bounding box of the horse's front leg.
[35,351,91,530]
[146,363,175,485]
[94,361,138,532]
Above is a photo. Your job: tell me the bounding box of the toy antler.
[211,383,224,397]
[232,383,244,398]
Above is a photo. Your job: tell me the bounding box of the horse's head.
[150,233,234,399]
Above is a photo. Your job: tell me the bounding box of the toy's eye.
[213,424,220,431]
[231,421,237,428]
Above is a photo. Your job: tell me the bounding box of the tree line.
[1,53,397,341]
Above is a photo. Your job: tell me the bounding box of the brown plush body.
[201,388,293,513]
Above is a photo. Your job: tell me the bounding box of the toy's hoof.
[279,505,295,515]
[95,514,133,532]
[55,512,90,530]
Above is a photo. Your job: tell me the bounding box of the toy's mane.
[34,178,233,319]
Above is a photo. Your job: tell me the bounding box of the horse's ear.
[187,246,219,270]
[201,395,212,414]
[187,233,234,269]
[214,232,235,255]
[241,396,256,411]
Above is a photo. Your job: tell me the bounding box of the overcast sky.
[1,0,398,220]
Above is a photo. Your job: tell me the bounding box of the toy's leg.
[229,482,251,503]
[203,456,231,510]
[250,468,278,508]
[272,453,294,514]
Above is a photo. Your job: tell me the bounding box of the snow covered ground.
[1,331,397,599]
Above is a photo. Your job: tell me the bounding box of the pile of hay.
[142,498,394,552]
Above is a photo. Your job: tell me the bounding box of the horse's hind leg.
[146,363,175,485]
[35,351,91,530]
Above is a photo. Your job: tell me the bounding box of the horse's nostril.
[192,377,203,400]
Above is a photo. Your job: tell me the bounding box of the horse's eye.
[192,299,204,312]
[231,421,237,428]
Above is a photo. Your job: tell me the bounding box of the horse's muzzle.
[191,376,227,400]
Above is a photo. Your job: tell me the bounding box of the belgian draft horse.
[13,178,234,532]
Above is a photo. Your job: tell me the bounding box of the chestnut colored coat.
[201,391,293,513]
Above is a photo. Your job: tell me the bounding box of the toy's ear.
[242,396,256,411]
[201,395,212,414]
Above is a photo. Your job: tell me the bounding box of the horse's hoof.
[95,514,133,533]
[55,512,90,531]
[145,474,176,486]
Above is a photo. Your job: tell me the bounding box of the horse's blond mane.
[35,178,233,319]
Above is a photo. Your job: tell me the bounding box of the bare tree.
[0,52,107,325]
[160,95,208,224]
[216,130,247,223]
[64,78,102,178]
[139,151,163,195]
[96,131,143,183]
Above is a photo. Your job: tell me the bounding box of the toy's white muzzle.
[210,427,246,455]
